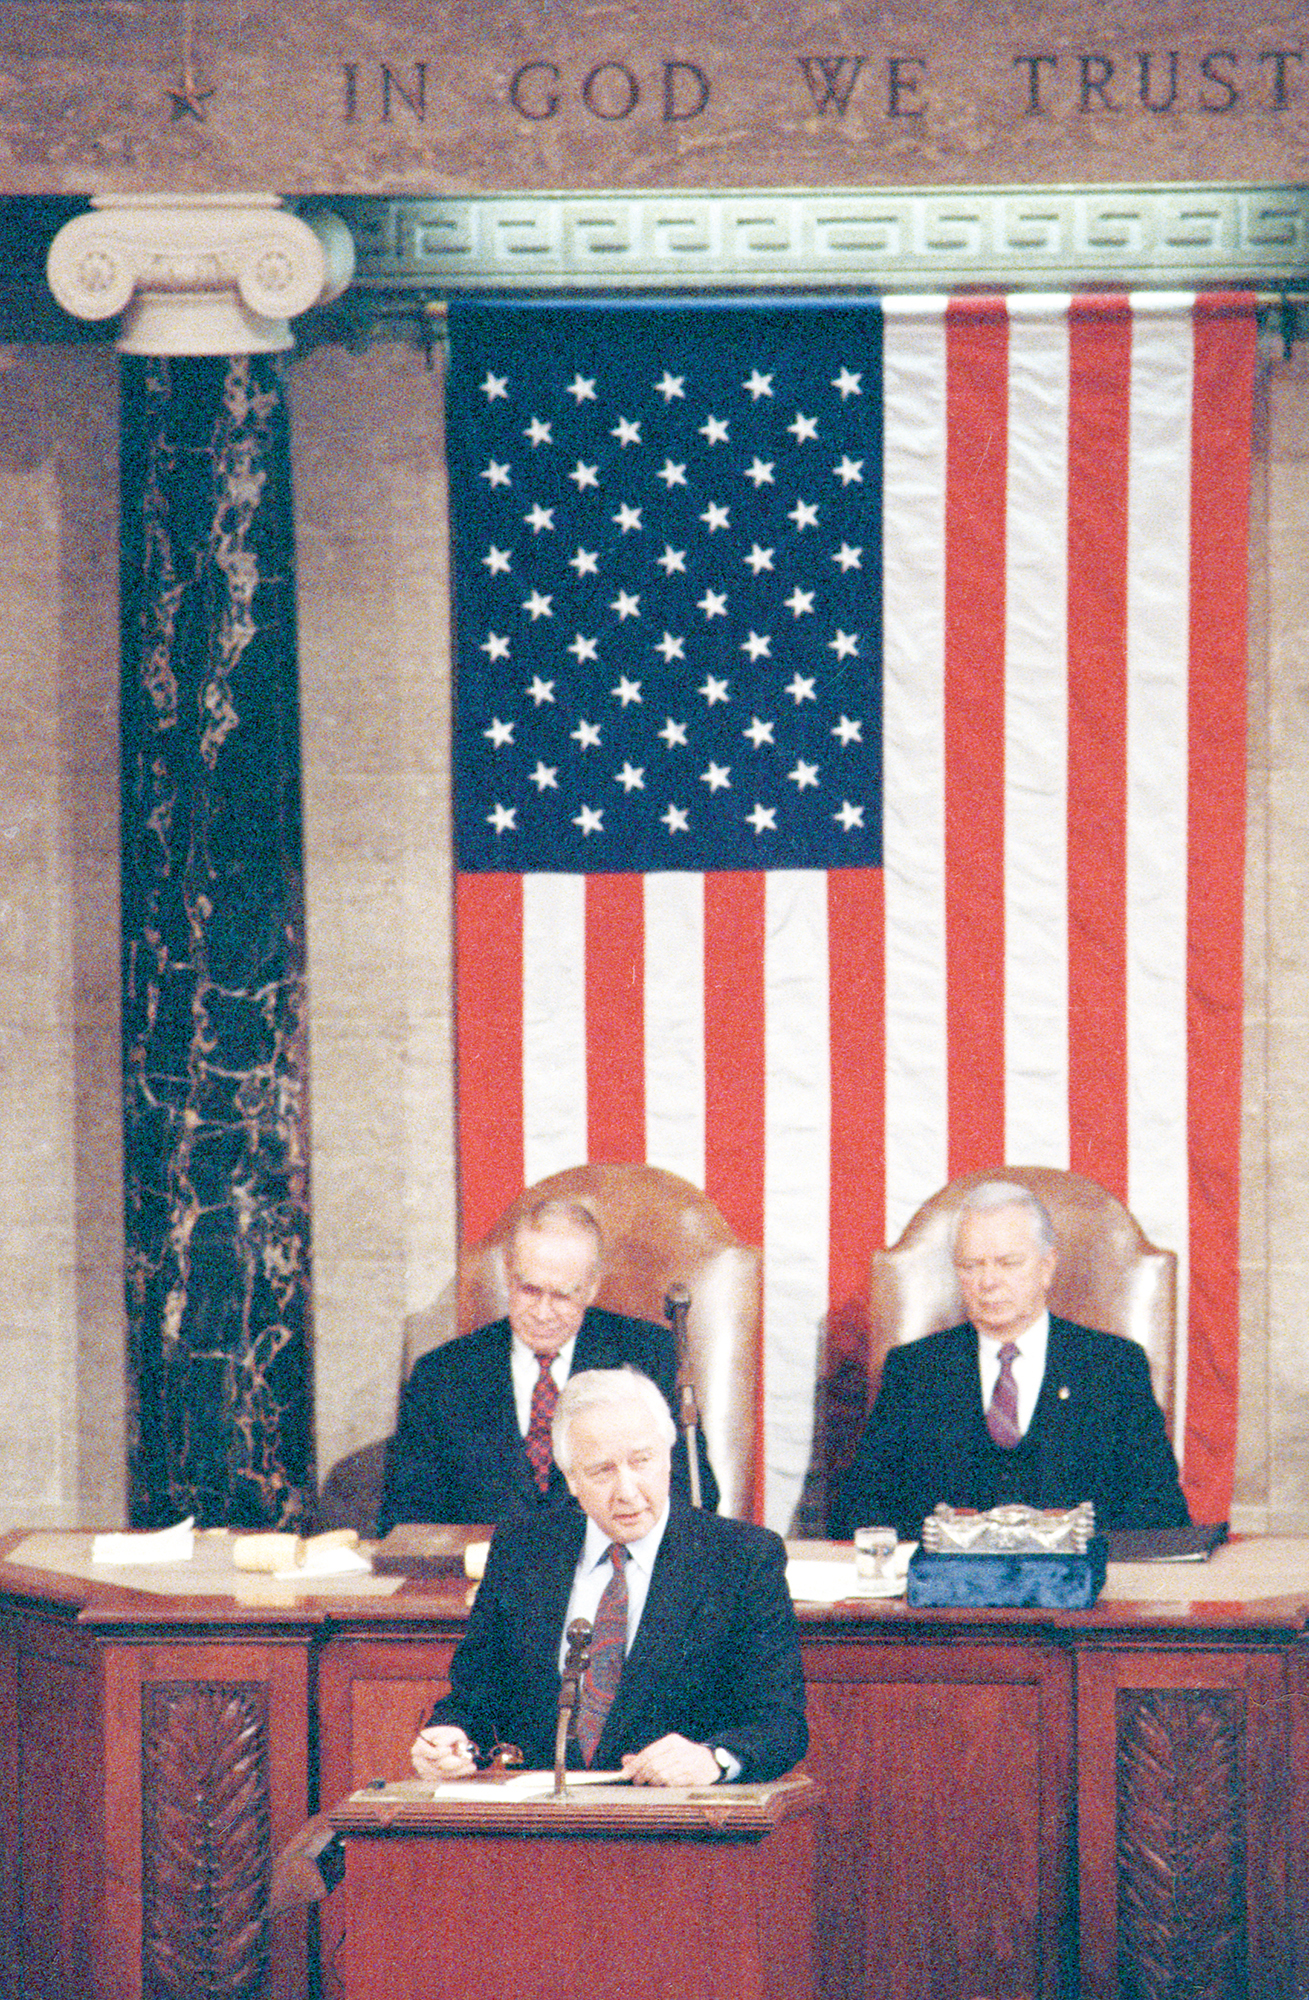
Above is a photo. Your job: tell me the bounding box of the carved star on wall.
[167,77,215,121]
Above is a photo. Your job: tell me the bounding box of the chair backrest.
[459,1163,761,1519]
[869,1166,1177,1429]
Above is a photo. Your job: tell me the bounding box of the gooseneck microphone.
[554,1618,593,1797]
[665,1283,703,1508]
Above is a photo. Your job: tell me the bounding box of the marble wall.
[0,344,122,1527]
[6,0,1309,194]
[290,340,457,1494]
[1255,353,1309,1533]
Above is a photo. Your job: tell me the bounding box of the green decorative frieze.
[329,184,1309,295]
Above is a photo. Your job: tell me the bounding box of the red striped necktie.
[577,1544,629,1764]
[986,1342,1022,1450]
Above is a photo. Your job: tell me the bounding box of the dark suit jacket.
[426,1498,808,1782]
[831,1316,1190,1540]
[378,1306,719,1535]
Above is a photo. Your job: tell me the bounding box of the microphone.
[664,1283,703,1509]
[554,1619,592,1797]
[561,1617,593,1691]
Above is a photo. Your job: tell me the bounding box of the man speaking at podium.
[833,1179,1190,1542]
[411,1367,807,1787]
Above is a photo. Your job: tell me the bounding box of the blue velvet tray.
[906,1539,1108,1608]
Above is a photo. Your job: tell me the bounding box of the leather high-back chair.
[869,1166,1177,1430]
[460,1163,762,1520]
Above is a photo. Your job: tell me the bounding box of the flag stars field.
[452,301,881,881]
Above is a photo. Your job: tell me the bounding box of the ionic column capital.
[46,194,355,354]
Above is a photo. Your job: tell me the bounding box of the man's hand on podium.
[412,1725,480,1781]
[621,1734,720,1787]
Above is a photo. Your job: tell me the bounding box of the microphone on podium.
[554,1618,592,1797]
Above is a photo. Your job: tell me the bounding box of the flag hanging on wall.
[446,291,1255,1533]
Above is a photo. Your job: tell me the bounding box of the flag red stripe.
[703,872,767,1520]
[1183,295,1255,1521]
[1066,300,1131,1197]
[584,875,646,1161]
[455,872,525,1242]
[827,868,885,1372]
[944,300,1009,1174]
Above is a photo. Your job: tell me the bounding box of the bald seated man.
[832,1179,1190,1542]
[412,1367,807,1786]
[378,1199,717,1535]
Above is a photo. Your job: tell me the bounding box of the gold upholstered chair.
[867,1165,1177,1430]
[458,1163,762,1521]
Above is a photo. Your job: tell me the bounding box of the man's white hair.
[951,1179,1056,1255]
[551,1366,676,1476]
[511,1198,603,1270]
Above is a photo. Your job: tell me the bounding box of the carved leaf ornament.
[142,1681,271,2000]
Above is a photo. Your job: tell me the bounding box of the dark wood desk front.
[3,1533,1307,2000]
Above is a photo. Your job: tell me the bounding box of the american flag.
[447,293,1254,1531]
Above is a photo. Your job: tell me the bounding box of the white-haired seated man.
[832,1178,1190,1542]
[379,1198,717,1534]
[412,1366,807,1787]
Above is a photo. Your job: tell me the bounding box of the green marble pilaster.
[120,353,313,1530]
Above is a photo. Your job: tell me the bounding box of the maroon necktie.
[986,1342,1022,1449]
[524,1358,558,1493]
[577,1544,628,1765]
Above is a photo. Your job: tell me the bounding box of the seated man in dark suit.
[832,1179,1190,1541]
[412,1367,806,1785]
[378,1199,717,1534]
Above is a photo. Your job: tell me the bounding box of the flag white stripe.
[1004,302,1072,1167]
[1126,304,1194,1448]
[643,871,707,1188]
[763,870,829,1531]
[881,302,950,1239]
[521,873,588,1183]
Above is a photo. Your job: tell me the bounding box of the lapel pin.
[1058,1384,1070,1400]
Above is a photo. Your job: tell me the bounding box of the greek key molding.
[334,183,1309,294]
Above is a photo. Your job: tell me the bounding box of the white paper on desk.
[274,1544,372,1579]
[91,1516,196,1565]
[432,1770,633,1800]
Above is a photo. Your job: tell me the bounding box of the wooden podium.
[327,1774,821,2000]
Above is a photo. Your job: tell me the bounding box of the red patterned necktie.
[576,1544,629,1765]
[986,1342,1022,1449]
[524,1358,559,1493]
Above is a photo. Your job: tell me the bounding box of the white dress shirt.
[976,1312,1050,1438]
[510,1330,578,1435]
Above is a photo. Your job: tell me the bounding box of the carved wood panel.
[801,1642,1073,2000]
[1115,1689,1246,2000]
[140,1679,271,2000]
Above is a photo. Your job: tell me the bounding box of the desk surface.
[3,1526,1309,1638]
